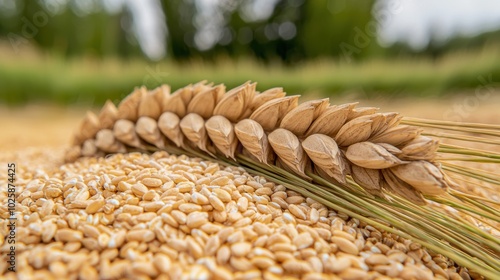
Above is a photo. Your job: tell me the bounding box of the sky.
[376,0,500,50]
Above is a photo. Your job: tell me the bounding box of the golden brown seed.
[231,242,252,257]
[126,229,155,242]
[332,236,359,255]
[288,204,307,220]
[55,229,83,242]
[186,212,208,228]
[85,200,105,214]
[293,232,314,249]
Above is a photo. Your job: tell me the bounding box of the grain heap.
[1,151,472,279]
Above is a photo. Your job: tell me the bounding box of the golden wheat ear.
[66,81,500,278]
[67,82,448,199]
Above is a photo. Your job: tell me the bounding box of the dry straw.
[66,81,500,278]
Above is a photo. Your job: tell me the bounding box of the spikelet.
[213,82,255,122]
[268,128,308,177]
[179,113,214,155]
[135,116,165,148]
[370,125,421,147]
[118,87,145,121]
[234,119,272,164]
[162,85,188,118]
[302,134,348,184]
[350,165,383,197]
[305,103,356,137]
[250,96,299,131]
[138,87,165,119]
[98,101,119,129]
[95,129,127,153]
[250,87,286,110]
[345,142,404,169]
[391,161,447,196]
[347,106,379,121]
[187,84,225,119]
[81,139,97,157]
[78,111,101,141]
[399,136,439,161]
[158,112,183,147]
[205,115,238,159]
[381,169,426,205]
[113,119,143,148]
[280,99,329,136]
[335,116,373,147]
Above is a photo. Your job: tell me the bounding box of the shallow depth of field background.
[1,0,500,151]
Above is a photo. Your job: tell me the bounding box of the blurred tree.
[160,0,198,60]
[299,0,376,61]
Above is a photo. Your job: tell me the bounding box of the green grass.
[1,44,500,106]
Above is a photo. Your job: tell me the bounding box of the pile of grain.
[0,151,473,280]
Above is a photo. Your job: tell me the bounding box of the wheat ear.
[67,81,447,201]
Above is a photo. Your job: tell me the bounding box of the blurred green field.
[1,44,499,106]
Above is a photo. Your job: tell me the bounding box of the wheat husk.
[98,100,119,129]
[268,128,308,177]
[371,112,402,136]
[381,169,426,205]
[135,116,165,148]
[250,87,286,110]
[302,134,348,184]
[234,119,272,164]
[158,111,184,148]
[113,119,143,148]
[391,161,448,196]
[347,106,379,121]
[350,165,382,195]
[400,136,439,161]
[213,82,255,122]
[95,129,127,153]
[205,115,238,159]
[162,86,189,118]
[192,80,212,95]
[377,143,402,156]
[305,103,357,137]
[79,111,101,140]
[81,139,97,157]
[118,87,145,121]
[250,96,299,131]
[346,142,405,169]
[335,116,373,147]
[179,113,214,155]
[187,84,225,119]
[370,125,421,147]
[280,99,329,136]
[138,88,164,119]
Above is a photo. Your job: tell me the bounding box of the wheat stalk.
[66,81,500,278]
